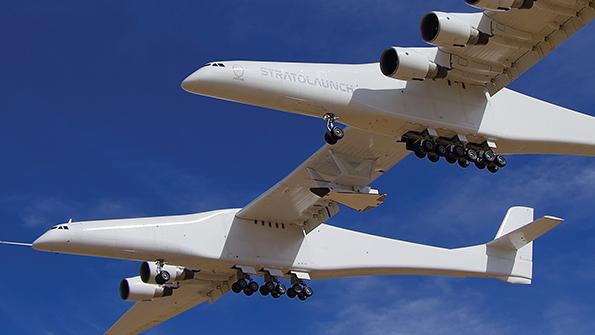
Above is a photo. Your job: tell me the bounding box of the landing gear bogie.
[401,130,507,173]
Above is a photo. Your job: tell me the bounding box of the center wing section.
[105,277,230,335]
[236,128,409,233]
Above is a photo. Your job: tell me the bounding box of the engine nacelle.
[465,0,535,11]
[119,276,173,301]
[379,47,448,81]
[420,12,490,47]
[140,261,195,285]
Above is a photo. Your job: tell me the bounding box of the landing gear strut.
[323,113,344,145]
[286,276,313,301]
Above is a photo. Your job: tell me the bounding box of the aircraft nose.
[181,67,215,94]
[32,230,69,252]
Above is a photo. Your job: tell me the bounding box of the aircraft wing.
[236,128,408,233]
[434,1,593,94]
[105,278,229,335]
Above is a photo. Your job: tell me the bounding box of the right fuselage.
[182,61,595,156]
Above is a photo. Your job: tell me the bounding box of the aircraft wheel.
[265,281,276,292]
[271,291,281,299]
[248,281,259,292]
[324,132,338,145]
[475,159,486,170]
[457,158,470,168]
[414,145,427,159]
[292,283,303,294]
[421,139,435,153]
[483,150,496,163]
[236,278,248,289]
[298,293,307,301]
[232,282,242,294]
[445,153,457,164]
[428,153,440,163]
[465,148,478,162]
[155,271,171,285]
[487,163,499,174]
[495,155,507,168]
[331,126,344,140]
[435,144,448,157]
[243,287,254,296]
[259,285,269,296]
[303,286,313,297]
[287,287,297,298]
[276,283,286,295]
[453,145,465,157]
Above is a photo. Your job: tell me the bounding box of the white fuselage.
[32,209,529,282]
[182,61,595,156]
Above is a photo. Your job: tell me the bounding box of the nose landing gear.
[323,113,344,145]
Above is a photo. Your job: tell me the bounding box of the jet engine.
[119,276,173,301]
[420,12,490,47]
[464,0,535,11]
[140,261,195,285]
[379,47,448,81]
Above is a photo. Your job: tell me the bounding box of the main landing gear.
[230,268,314,302]
[402,130,507,173]
[323,113,344,145]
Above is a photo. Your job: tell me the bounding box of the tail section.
[487,207,563,284]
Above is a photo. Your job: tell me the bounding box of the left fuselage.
[32,209,530,282]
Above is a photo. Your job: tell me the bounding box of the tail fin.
[487,207,563,284]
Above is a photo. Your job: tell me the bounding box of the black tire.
[265,281,276,292]
[303,286,313,297]
[421,139,435,153]
[292,284,303,294]
[276,283,286,295]
[298,293,307,301]
[414,146,427,159]
[453,145,465,157]
[324,132,338,145]
[495,155,507,168]
[466,148,478,162]
[271,291,281,299]
[236,278,248,289]
[487,163,499,174]
[287,287,297,298]
[156,271,171,285]
[248,281,259,292]
[331,126,344,140]
[483,150,496,162]
[232,282,242,294]
[435,144,447,157]
[458,158,470,168]
[428,153,440,163]
[475,159,486,170]
[259,285,269,296]
[445,153,457,164]
[243,287,254,296]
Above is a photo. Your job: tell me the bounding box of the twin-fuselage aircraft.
[2,1,593,334]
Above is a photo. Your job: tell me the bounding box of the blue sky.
[0,1,594,334]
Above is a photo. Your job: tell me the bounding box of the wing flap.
[236,128,409,232]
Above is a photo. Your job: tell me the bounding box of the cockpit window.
[64,226,69,230]
[50,226,58,230]
[204,63,211,66]
[217,63,225,67]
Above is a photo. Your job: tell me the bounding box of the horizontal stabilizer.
[488,216,563,251]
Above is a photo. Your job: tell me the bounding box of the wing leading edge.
[236,128,409,233]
